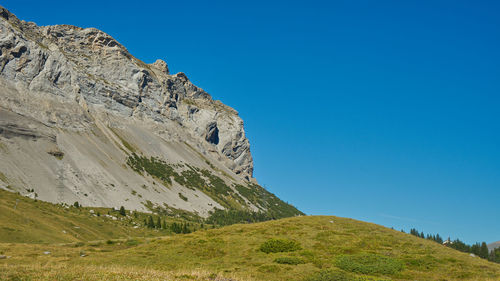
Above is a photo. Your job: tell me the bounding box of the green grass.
[109,127,137,153]
[235,183,303,218]
[259,238,302,253]
[127,153,177,186]
[274,256,306,265]
[0,189,194,243]
[335,253,404,275]
[305,269,391,281]
[2,213,499,280]
[126,154,302,218]
[1,174,498,280]
[0,171,8,183]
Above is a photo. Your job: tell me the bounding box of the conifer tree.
[119,206,126,216]
[480,242,489,259]
[147,216,155,228]
[436,234,443,244]
[182,223,189,234]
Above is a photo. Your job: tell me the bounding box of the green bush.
[306,269,392,281]
[74,242,85,247]
[259,238,301,254]
[178,193,188,201]
[258,264,281,273]
[335,253,404,275]
[125,239,140,246]
[274,256,306,265]
[305,269,351,281]
[206,209,272,226]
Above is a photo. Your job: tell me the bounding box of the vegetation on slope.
[0,189,199,243]
[2,215,499,280]
[126,153,303,220]
[406,227,499,263]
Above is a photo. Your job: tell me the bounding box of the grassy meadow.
[0,189,499,280]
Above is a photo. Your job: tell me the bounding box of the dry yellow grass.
[1,216,500,281]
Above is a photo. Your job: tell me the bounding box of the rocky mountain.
[489,241,500,252]
[0,5,301,218]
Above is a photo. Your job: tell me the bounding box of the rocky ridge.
[489,241,500,252]
[0,6,301,218]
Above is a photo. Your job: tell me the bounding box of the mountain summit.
[0,6,301,218]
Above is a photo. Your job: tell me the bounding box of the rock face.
[0,6,301,218]
[488,241,500,252]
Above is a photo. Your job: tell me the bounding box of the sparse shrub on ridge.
[306,269,392,281]
[125,239,140,246]
[274,256,305,265]
[305,269,351,281]
[260,238,301,254]
[335,253,404,275]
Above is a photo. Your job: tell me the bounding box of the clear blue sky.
[3,0,499,244]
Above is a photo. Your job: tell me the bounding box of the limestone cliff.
[0,6,301,218]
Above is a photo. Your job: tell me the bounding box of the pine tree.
[119,206,126,216]
[172,222,182,233]
[471,243,481,256]
[436,234,443,244]
[147,216,155,228]
[182,223,189,234]
[480,242,489,259]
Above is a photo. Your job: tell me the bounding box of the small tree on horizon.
[147,216,155,228]
[119,206,126,216]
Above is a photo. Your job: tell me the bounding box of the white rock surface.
[0,6,269,216]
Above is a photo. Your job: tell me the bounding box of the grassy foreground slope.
[1,214,500,280]
[0,189,173,243]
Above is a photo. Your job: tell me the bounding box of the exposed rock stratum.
[0,6,301,218]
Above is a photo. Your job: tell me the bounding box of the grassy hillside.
[1,204,499,280]
[0,188,190,243]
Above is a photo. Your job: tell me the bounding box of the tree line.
[406,227,499,263]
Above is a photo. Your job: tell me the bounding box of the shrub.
[126,239,140,246]
[306,269,392,281]
[206,209,272,226]
[274,256,306,265]
[259,238,301,254]
[178,193,188,201]
[258,264,281,273]
[306,269,351,281]
[335,253,404,275]
[119,206,126,216]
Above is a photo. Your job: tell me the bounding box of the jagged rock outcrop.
[0,6,302,218]
[0,5,252,175]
